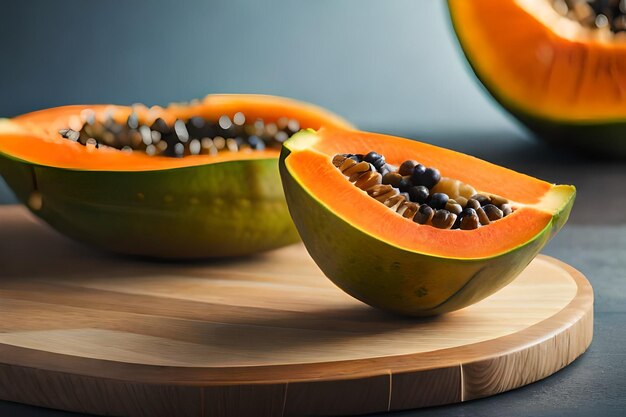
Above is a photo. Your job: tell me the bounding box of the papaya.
[448,0,626,157]
[279,128,575,316]
[0,94,352,258]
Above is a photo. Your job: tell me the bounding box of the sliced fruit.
[279,128,575,316]
[0,94,352,258]
[448,0,626,156]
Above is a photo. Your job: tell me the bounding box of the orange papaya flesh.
[0,95,353,258]
[280,129,575,315]
[448,0,626,156]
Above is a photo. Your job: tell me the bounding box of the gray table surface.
[1,131,625,417]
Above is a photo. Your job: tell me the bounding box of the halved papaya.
[0,94,352,258]
[279,128,575,315]
[448,0,626,156]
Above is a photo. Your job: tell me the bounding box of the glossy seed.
[413,204,434,224]
[501,203,513,216]
[445,201,462,215]
[364,151,382,163]
[150,118,169,134]
[471,194,491,206]
[429,192,449,210]
[483,204,504,221]
[411,165,440,189]
[382,172,403,187]
[476,207,491,225]
[364,151,385,170]
[398,177,413,192]
[408,185,430,204]
[399,160,418,176]
[466,198,481,210]
[460,208,480,230]
[423,167,441,188]
[411,164,427,184]
[432,209,457,229]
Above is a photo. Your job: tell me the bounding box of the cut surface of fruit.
[280,128,575,315]
[0,95,352,258]
[448,0,626,155]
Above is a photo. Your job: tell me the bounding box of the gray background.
[0,0,523,203]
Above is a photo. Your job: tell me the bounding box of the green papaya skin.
[0,151,299,259]
[279,131,575,316]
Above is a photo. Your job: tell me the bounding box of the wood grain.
[0,206,593,416]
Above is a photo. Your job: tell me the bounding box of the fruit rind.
[280,130,575,315]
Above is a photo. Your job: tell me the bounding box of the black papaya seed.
[423,167,441,189]
[408,185,429,204]
[483,204,503,221]
[428,192,449,210]
[461,207,477,217]
[411,165,440,189]
[150,118,170,134]
[471,194,491,206]
[399,160,418,176]
[398,177,413,192]
[411,164,427,185]
[459,208,479,230]
[413,204,434,224]
[364,151,384,168]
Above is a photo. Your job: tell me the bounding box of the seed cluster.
[553,0,626,33]
[59,109,300,157]
[332,152,513,230]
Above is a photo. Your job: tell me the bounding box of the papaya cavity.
[59,107,302,158]
[332,152,513,230]
[549,0,626,35]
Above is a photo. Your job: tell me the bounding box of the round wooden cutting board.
[0,206,593,417]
